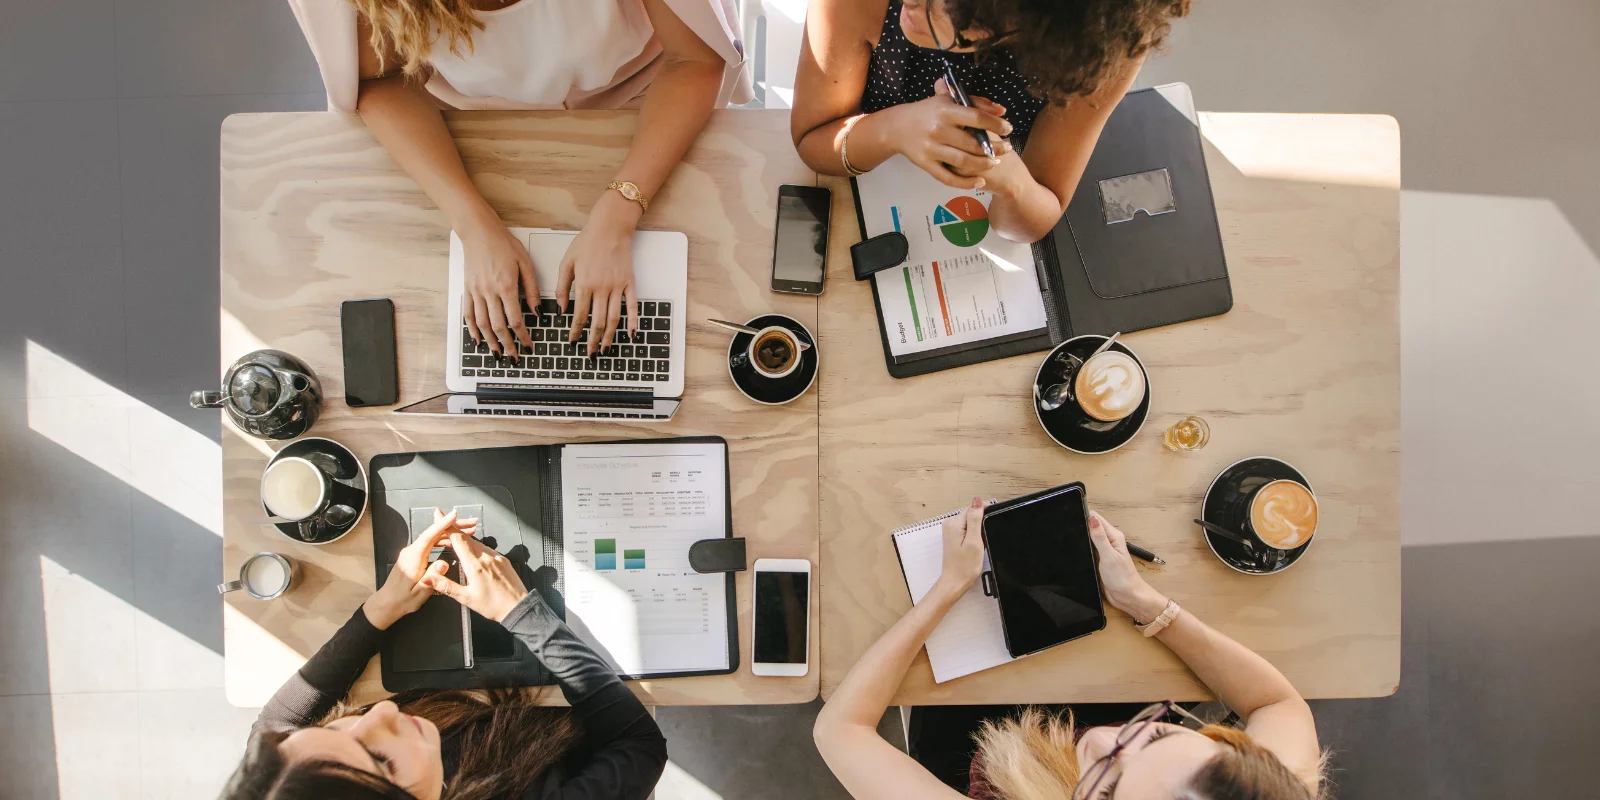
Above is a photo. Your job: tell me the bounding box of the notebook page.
[894,515,1015,683]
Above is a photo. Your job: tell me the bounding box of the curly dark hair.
[945,0,1192,105]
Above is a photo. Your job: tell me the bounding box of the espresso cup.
[1246,479,1320,550]
[1072,350,1147,422]
[734,326,802,379]
[217,552,297,599]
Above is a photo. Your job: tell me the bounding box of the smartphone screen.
[754,570,810,664]
[983,486,1106,657]
[771,185,831,295]
[341,299,398,407]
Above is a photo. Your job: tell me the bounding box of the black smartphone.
[771,184,832,295]
[982,484,1107,658]
[340,298,399,407]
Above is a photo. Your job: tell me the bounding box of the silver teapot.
[190,350,322,440]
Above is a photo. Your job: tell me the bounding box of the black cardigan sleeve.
[499,592,668,800]
[252,605,386,734]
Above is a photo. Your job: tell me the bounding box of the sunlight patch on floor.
[26,339,221,535]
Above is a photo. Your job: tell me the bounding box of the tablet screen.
[983,486,1105,657]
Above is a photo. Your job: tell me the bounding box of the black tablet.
[981,483,1106,658]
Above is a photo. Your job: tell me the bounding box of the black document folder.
[370,436,742,692]
[851,82,1232,378]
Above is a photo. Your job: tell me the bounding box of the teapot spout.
[189,390,225,409]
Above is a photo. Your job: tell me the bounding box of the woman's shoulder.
[809,0,892,44]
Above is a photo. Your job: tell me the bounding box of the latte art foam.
[1249,481,1319,549]
[1073,351,1146,422]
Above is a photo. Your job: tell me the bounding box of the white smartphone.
[751,558,812,677]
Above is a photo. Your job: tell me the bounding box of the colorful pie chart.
[933,196,990,247]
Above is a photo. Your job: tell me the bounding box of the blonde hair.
[352,0,485,78]
[971,708,1326,800]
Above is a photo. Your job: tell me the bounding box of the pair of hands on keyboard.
[460,195,641,358]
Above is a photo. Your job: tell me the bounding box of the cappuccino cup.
[1247,479,1319,549]
[1073,350,1147,422]
[217,552,296,599]
[734,326,802,379]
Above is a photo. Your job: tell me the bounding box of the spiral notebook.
[890,506,1016,683]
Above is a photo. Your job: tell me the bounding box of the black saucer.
[265,437,368,545]
[1032,335,1151,454]
[1200,457,1315,575]
[728,315,818,405]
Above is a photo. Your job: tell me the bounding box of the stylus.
[1125,541,1166,566]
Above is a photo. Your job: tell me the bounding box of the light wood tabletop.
[218,109,820,708]
[817,113,1402,704]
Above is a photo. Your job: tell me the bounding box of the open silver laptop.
[397,228,688,420]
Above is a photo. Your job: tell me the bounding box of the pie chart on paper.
[933,196,990,247]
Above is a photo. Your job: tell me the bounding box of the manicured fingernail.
[1003,122,1013,135]
[1089,515,1101,528]
[974,179,985,189]
[971,496,982,508]
[989,157,1000,166]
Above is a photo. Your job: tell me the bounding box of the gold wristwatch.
[606,180,649,212]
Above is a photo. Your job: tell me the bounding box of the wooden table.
[817,113,1402,704]
[219,110,820,708]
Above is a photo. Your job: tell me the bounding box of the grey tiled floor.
[3,0,1598,797]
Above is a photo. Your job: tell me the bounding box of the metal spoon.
[707,318,811,350]
[1089,331,1121,360]
[1037,381,1074,412]
[1192,518,1257,553]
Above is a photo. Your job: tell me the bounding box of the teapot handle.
[189,390,225,409]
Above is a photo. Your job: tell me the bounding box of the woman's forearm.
[818,578,962,732]
[795,108,902,177]
[986,160,1067,243]
[356,76,500,231]
[610,58,722,198]
[1123,589,1304,718]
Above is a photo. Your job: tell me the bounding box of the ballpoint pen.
[939,59,996,160]
[1125,541,1166,566]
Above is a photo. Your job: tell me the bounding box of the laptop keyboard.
[459,297,673,384]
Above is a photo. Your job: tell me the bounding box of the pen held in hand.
[1125,541,1166,566]
[940,62,996,160]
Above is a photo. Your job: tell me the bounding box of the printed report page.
[560,442,730,676]
[859,155,1049,357]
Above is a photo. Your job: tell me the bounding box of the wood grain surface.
[218,110,820,708]
[817,113,1402,704]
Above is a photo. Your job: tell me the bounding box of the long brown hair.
[221,688,581,800]
[351,0,485,78]
[971,708,1325,800]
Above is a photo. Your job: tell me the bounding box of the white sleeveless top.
[286,0,752,113]
[427,0,656,109]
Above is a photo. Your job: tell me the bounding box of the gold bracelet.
[840,116,866,177]
[606,180,649,212]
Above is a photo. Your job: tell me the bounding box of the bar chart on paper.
[560,442,731,675]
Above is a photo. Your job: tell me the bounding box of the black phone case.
[771,185,831,295]
[341,298,399,406]
[980,482,1107,658]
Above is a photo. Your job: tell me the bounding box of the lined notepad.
[891,509,1016,683]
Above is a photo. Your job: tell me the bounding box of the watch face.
[623,185,639,200]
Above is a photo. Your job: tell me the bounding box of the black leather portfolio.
[370,436,742,692]
[850,82,1232,378]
